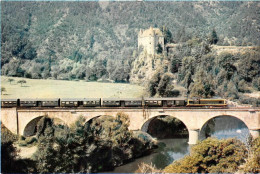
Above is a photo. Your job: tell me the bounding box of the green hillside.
[1,1,260,81]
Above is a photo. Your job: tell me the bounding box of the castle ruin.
[138,26,164,56]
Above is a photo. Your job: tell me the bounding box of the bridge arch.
[200,114,250,130]
[23,116,66,137]
[199,115,250,142]
[141,115,189,139]
[23,116,44,137]
[84,115,115,124]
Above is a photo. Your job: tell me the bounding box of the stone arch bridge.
[1,107,260,144]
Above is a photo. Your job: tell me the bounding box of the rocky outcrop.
[130,50,168,85]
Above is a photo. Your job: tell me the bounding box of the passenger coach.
[144,98,186,107]
[1,99,18,107]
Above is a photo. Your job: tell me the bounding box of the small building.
[138,26,164,56]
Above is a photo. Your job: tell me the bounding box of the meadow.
[1,76,145,99]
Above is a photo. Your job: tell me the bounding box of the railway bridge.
[1,107,260,144]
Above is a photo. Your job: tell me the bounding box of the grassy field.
[1,76,145,99]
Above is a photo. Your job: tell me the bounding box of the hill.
[1,1,260,81]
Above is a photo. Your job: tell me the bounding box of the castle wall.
[138,27,165,56]
[138,35,164,55]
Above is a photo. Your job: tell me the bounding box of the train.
[1,98,227,108]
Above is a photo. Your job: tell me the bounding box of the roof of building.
[139,26,164,37]
[1,99,17,101]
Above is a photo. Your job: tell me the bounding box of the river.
[112,138,189,173]
[110,116,249,173]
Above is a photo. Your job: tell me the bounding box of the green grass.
[1,76,145,99]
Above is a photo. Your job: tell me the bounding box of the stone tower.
[138,26,164,56]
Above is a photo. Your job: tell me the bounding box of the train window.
[74,102,77,104]
[219,101,222,103]
[66,102,70,104]
[43,102,46,104]
[158,101,161,105]
[62,102,65,104]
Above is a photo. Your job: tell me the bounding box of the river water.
[112,138,189,173]
[110,116,250,173]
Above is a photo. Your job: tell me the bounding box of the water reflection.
[112,138,189,173]
[199,116,250,143]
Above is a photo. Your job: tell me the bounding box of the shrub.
[164,138,247,173]
[136,162,163,173]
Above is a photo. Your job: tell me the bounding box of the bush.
[135,162,163,173]
[164,138,247,173]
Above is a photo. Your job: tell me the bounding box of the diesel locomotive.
[1,98,227,108]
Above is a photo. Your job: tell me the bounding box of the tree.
[34,115,133,173]
[147,70,162,97]
[243,137,260,173]
[17,80,26,87]
[157,73,174,97]
[190,70,215,98]
[8,78,15,84]
[209,29,218,45]
[164,138,247,173]
[156,43,163,54]
[1,87,6,94]
[161,26,172,44]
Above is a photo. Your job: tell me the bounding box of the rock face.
[130,50,167,85]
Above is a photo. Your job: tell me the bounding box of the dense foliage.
[164,138,247,173]
[33,114,156,173]
[146,38,260,104]
[1,1,259,82]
